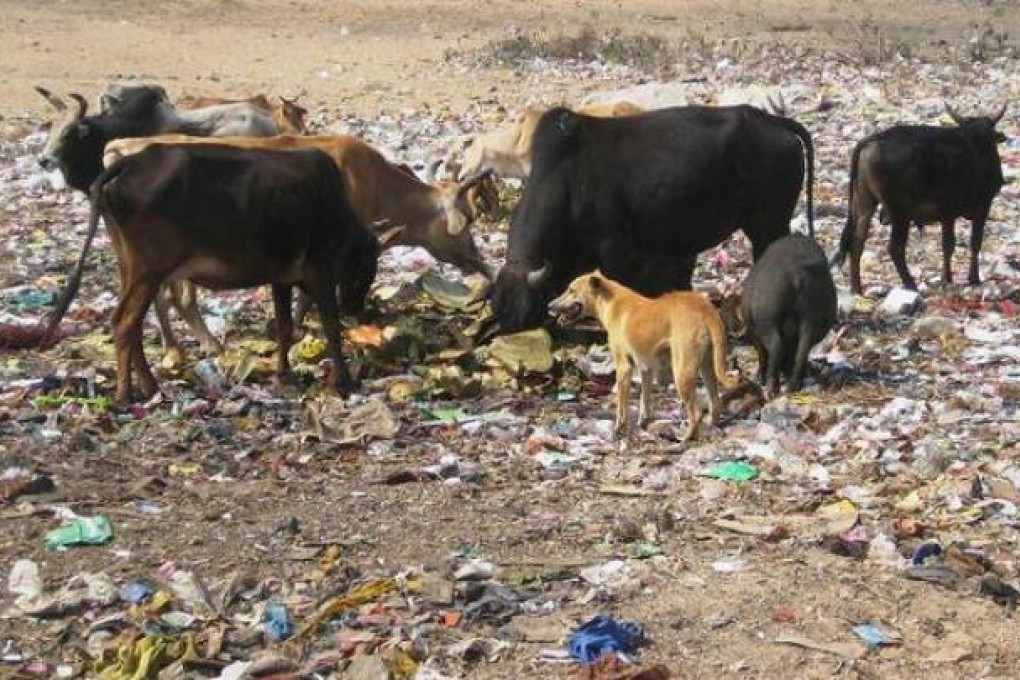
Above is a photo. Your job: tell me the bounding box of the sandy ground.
[3,0,1018,120]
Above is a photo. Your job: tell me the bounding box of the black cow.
[830,105,1007,294]
[35,84,276,192]
[490,105,815,333]
[36,85,169,191]
[43,144,380,404]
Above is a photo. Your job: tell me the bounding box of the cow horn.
[457,168,495,198]
[990,103,1007,125]
[526,262,549,287]
[425,159,442,184]
[377,224,407,247]
[68,93,88,120]
[35,86,66,112]
[944,102,964,125]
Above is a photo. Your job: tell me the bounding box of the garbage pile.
[2,41,1020,678]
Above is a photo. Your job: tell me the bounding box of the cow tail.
[42,166,120,345]
[707,310,740,390]
[831,139,865,268]
[775,116,815,238]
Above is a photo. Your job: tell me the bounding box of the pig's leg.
[788,321,815,393]
[762,330,785,399]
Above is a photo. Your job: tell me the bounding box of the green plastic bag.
[698,461,760,482]
[44,515,114,549]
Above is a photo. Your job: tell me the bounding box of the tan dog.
[549,272,739,442]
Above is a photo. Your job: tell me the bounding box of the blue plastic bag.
[568,614,645,663]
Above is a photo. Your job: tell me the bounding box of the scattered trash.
[3,18,1020,677]
[568,614,645,664]
[264,602,293,641]
[698,461,759,482]
[43,515,114,550]
[852,622,903,650]
[879,288,922,317]
[773,634,867,660]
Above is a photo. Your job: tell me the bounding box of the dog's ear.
[588,274,604,294]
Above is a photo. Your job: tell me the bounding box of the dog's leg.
[673,354,700,442]
[700,346,722,427]
[613,351,633,439]
[638,368,654,427]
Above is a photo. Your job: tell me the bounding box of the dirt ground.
[3,1,1020,679]
[2,0,1019,120]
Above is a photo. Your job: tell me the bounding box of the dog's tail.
[707,312,741,390]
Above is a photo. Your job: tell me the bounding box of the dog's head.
[547,270,607,325]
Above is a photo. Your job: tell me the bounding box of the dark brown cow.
[43,144,380,403]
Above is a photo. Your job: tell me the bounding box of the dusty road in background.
[1,0,1017,119]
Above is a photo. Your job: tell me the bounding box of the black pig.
[741,234,837,396]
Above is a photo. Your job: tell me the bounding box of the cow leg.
[175,281,223,356]
[967,214,987,285]
[153,285,184,368]
[293,290,313,332]
[676,255,697,291]
[848,199,878,295]
[313,281,355,394]
[940,218,956,287]
[271,284,296,383]
[114,277,161,403]
[887,219,917,291]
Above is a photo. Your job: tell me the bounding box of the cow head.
[491,260,555,334]
[276,96,308,134]
[338,229,381,317]
[946,102,1008,145]
[100,83,169,113]
[429,169,497,279]
[35,87,105,192]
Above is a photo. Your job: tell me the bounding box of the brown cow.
[457,101,644,180]
[103,134,494,366]
[177,94,308,134]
